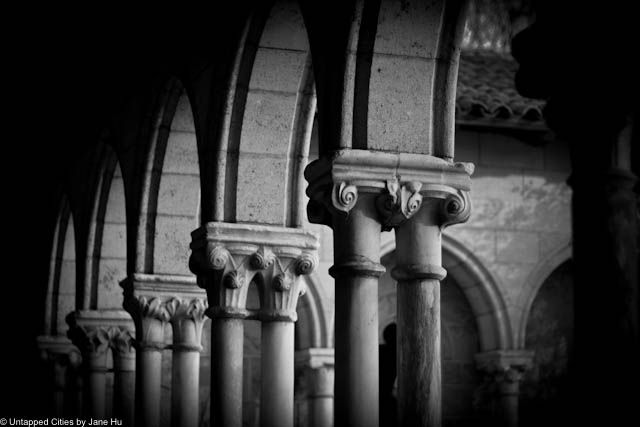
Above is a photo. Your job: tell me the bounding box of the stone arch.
[44,196,77,336]
[296,272,331,349]
[380,233,512,351]
[84,146,128,310]
[196,0,315,226]
[135,77,189,274]
[516,238,572,348]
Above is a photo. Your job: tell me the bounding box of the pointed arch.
[296,272,331,349]
[85,145,128,309]
[44,196,77,336]
[190,0,316,226]
[517,239,572,348]
[135,77,186,274]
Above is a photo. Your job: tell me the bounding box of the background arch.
[516,239,572,348]
[381,233,512,351]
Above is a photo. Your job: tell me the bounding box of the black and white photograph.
[2,1,638,426]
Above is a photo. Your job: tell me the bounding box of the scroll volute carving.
[439,190,471,229]
[306,181,359,226]
[376,180,424,231]
[260,252,317,320]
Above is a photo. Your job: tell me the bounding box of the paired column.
[189,223,318,427]
[122,274,208,427]
[475,350,533,427]
[111,329,136,426]
[66,310,135,420]
[296,348,335,427]
[37,335,82,416]
[305,150,473,427]
[166,296,207,427]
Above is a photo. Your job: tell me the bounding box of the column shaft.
[211,318,244,427]
[308,365,334,427]
[52,360,67,416]
[261,321,295,427]
[113,355,135,427]
[394,202,443,427]
[136,348,163,427]
[499,389,519,427]
[332,194,381,427]
[172,350,201,427]
[88,368,107,418]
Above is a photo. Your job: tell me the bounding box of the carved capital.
[331,181,359,214]
[439,189,471,229]
[121,274,207,349]
[376,179,423,231]
[66,310,135,367]
[475,350,533,393]
[260,251,318,322]
[165,297,208,351]
[190,223,319,321]
[37,335,82,369]
[304,149,473,230]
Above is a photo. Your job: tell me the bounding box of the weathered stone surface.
[236,156,288,224]
[170,93,196,133]
[367,55,432,153]
[154,216,194,275]
[241,91,298,156]
[97,259,127,308]
[496,231,539,264]
[100,223,127,259]
[157,174,200,216]
[249,48,307,93]
[162,131,199,175]
[373,0,444,58]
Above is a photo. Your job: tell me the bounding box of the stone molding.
[190,223,319,322]
[295,348,335,397]
[305,149,473,229]
[66,310,134,368]
[37,334,82,368]
[475,349,534,392]
[121,274,208,351]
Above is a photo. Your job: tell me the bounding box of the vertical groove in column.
[211,318,244,427]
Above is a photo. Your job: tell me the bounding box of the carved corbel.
[376,179,424,231]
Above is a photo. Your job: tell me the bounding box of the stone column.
[122,277,170,427]
[260,252,317,427]
[296,348,335,427]
[306,150,473,427]
[476,350,533,427]
[190,223,318,427]
[37,335,82,416]
[67,310,134,419]
[111,329,136,427]
[166,296,208,427]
